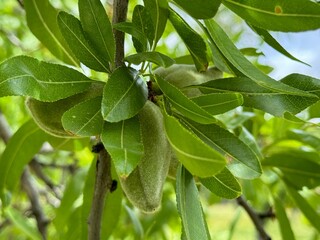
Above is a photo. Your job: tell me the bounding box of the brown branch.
[112,0,129,68]
[87,148,112,240]
[237,196,271,240]
[21,169,50,240]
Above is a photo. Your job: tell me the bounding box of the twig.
[21,169,50,240]
[236,196,271,240]
[87,148,112,240]
[112,0,129,68]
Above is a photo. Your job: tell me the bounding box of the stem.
[112,0,129,68]
[87,149,112,240]
[236,196,271,240]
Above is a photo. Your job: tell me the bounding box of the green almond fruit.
[120,101,171,213]
[154,64,222,96]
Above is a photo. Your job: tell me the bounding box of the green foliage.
[0,0,320,239]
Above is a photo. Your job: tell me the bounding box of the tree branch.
[236,196,271,240]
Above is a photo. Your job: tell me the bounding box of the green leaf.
[183,120,262,179]
[143,0,168,45]
[0,56,93,101]
[222,0,320,32]
[125,52,175,68]
[176,165,211,240]
[24,0,78,66]
[173,0,220,19]
[101,116,144,177]
[273,196,296,240]
[132,5,154,52]
[79,0,115,70]
[163,113,226,177]
[57,11,110,72]
[169,9,208,71]
[200,168,242,199]
[5,207,42,240]
[286,185,320,232]
[287,129,320,151]
[263,151,320,189]
[113,22,148,51]
[155,75,216,124]
[102,67,148,122]
[0,120,48,203]
[191,93,243,115]
[250,25,308,65]
[204,19,315,97]
[62,96,103,137]
[198,76,319,117]
[54,168,88,232]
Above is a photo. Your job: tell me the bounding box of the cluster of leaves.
[0,0,320,239]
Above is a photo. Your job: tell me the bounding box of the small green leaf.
[173,0,220,19]
[169,9,208,71]
[0,56,93,101]
[191,93,243,115]
[0,120,48,203]
[125,52,175,68]
[183,120,262,179]
[102,67,148,122]
[286,185,320,232]
[57,11,110,72]
[250,25,308,65]
[164,113,226,177]
[273,196,296,240]
[155,75,216,124]
[5,207,42,240]
[62,96,103,137]
[101,116,144,177]
[222,0,320,32]
[200,168,242,199]
[24,0,78,66]
[204,19,315,97]
[79,0,115,70]
[176,165,211,240]
[263,151,320,189]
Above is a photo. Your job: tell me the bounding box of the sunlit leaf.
[222,0,320,32]
[0,56,93,101]
[58,11,110,72]
[24,0,78,66]
[200,168,242,199]
[176,165,211,240]
[173,0,220,19]
[102,67,148,122]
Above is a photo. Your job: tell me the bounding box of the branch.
[236,196,271,240]
[87,148,112,240]
[112,0,129,68]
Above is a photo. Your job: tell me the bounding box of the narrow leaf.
[169,9,208,71]
[0,56,93,101]
[0,120,48,202]
[183,120,262,179]
[191,93,243,115]
[173,0,220,19]
[102,67,148,122]
[24,0,78,66]
[176,165,211,240]
[125,52,175,68]
[222,0,320,32]
[287,129,320,151]
[204,19,315,97]
[79,0,115,69]
[155,75,216,124]
[200,168,242,199]
[101,116,144,177]
[62,96,103,137]
[273,196,296,240]
[286,185,320,232]
[58,11,110,72]
[164,113,226,177]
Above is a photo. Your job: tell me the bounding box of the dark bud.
[91,142,104,153]
[110,180,118,192]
